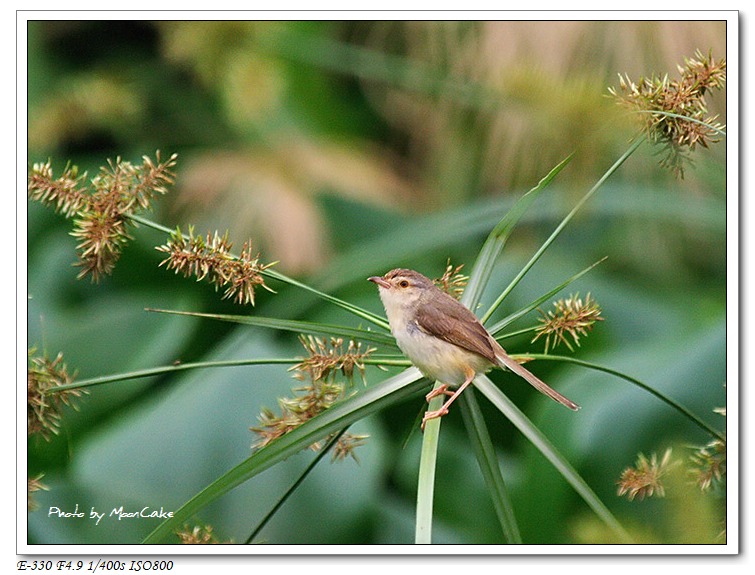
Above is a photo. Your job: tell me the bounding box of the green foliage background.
[26,20,727,545]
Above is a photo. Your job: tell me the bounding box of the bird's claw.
[425,384,453,403]
[421,407,449,430]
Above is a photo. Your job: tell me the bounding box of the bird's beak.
[368,276,390,289]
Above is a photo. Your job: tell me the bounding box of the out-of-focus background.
[26,20,727,545]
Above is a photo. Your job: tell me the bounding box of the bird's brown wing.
[414,292,498,364]
[415,287,580,411]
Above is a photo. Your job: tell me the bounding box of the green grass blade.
[46,358,296,393]
[51,357,409,394]
[142,367,426,543]
[263,267,390,330]
[472,374,633,543]
[463,155,574,310]
[459,390,522,543]
[244,428,349,544]
[487,257,607,336]
[481,139,643,324]
[128,213,390,330]
[528,354,725,442]
[415,391,444,544]
[145,308,398,348]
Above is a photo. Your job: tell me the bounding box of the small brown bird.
[369,268,579,427]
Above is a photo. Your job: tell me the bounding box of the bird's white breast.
[378,287,491,385]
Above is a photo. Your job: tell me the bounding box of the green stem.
[495,326,539,340]
[632,109,727,136]
[264,267,390,330]
[415,384,445,544]
[460,390,521,543]
[487,257,607,336]
[48,356,411,394]
[244,428,348,544]
[46,358,295,392]
[127,213,390,330]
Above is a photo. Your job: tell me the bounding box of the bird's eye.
[398,280,409,288]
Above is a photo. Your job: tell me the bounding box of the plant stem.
[245,428,349,544]
[48,357,411,394]
[127,213,390,330]
[46,359,294,392]
[415,386,445,544]
[460,389,522,543]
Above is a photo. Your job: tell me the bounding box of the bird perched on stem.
[369,268,579,428]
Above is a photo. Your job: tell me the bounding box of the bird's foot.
[421,370,476,431]
[421,407,450,430]
[425,384,454,402]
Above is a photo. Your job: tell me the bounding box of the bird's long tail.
[495,352,580,411]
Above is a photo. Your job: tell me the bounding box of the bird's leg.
[425,384,454,403]
[421,367,475,430]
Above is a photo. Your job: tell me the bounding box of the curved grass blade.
[142,367,426,543]
[528,354,725,442]
[51,357,409,395]
[47,358,296,393]
[145,308,398,349]
[128,213,389,330]
[463,154,574,309]
[459,391,522,543]
[486,257,607,336]
[481,139,643,324]
[263,267,390,330]
[244,427,349,544]
[472,374,633,543]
